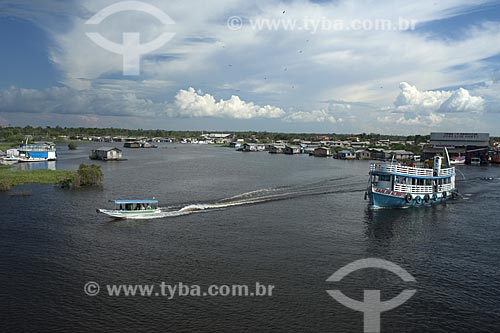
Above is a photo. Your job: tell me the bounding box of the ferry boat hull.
[97,208,163,220]
[369,189,454,209]
[17,155,57,162]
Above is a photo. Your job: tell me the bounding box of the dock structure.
[423,132,490,164]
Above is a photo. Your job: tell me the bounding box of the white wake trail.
[152,180,365,219]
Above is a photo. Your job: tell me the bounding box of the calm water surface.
[1,143,499,332]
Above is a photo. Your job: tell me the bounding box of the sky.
[0,0,500,135]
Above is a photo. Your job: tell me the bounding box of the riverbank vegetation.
[0,125,436,143]
[0,142,15,151]
[0,166,74,191]
[0,164,103,191]
[77,164,104,186]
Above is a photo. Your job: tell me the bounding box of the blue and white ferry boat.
[366,150,457,208]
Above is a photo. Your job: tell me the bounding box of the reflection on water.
[14,161,56,171]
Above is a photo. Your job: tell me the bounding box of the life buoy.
[432,193,438,201]
[405,194,413,203]
[424,194,430,203]
[442,191,447,199]
[415,196,422,205]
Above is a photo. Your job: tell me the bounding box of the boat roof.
[112,199,158,204]
[96,147,122,151]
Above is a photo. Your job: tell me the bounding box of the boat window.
[379,174,391,182]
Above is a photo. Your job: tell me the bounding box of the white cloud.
[284,109,342,124]
[0,86,285,120]
[469,80,500,113]
[395,82,484,114]
[439,88,484,113]
[376,82,484,127]
[171,87,284,119]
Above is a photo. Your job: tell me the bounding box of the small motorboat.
[450,155,465,165]
[0,156,19,165]
[97,199,163,219]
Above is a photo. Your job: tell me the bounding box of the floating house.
[90,147,123,161]
[336,150,356,160]
[124,142,141,148]
[356,149,372,160]
[313,147,332,157]
[241,143,266,152]
[269,144,286,154]
[384,150,415,161]
[123,141,157,148]
[284,145,301,155]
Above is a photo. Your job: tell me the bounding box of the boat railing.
[438,167,455,177]
[393,184,433,194]
[18,144,56,152]
[370,163,433,177]
[371,163,455,178]
[438,184,455,192]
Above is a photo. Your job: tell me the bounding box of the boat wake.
[152,178,365,219]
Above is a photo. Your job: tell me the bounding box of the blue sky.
[0,0,500,134]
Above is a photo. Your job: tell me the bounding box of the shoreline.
[0,165,75,191]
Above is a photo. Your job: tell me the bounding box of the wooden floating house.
[313,147,332,157]
[123,141,158,148]
[269,144,287,154]
[283,145,301,155]
[335,150,357,160]
[90,147,124,161]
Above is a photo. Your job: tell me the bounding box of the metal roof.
[111,200,158,204]
[96,147,122,151]
[430,132,489,146]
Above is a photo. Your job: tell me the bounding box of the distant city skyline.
[1,0,500,135]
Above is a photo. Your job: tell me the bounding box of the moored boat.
[12,137,57,162]
[97,199,162,219]
[366,149,457,208]
[470,157,481,165]
[450,155,466,165]
[0,156,19,165]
